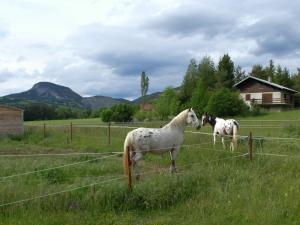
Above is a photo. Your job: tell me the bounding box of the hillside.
[0,82,133,109]
[82,96,131,109]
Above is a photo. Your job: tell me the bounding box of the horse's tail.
[123,132,132,176]
[232,120,239,147]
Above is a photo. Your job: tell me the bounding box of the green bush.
[100,108,113,122]
[205,88,249,116]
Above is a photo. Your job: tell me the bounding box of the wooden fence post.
[70,122,73,143]
[126,146,132,192]
[43,123,46,139]
[248,131,253,161]
[108,122,111,145]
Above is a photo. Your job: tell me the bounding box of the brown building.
[0,105,24,136]
[234,76,298,112]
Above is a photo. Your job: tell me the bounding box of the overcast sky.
[0,0,299,100]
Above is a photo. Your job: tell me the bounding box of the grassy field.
[0,110,299,224]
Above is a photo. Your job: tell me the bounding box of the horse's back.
[126,127,184,153]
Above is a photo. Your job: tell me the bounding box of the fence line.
[0,153,122,182]
[25,123,300,142]
[0,176,126,208]
[0,153,248,208]
[0,152,123,158]
[254,152,300,158]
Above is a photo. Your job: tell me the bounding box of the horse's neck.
[163,110,187,131]
[209,116,217,128]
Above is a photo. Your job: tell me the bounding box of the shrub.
[205,88,249,116]
[100,108,113,122]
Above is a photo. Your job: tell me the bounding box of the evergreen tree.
[274,66,293,88]
[179,59,199,104]
[292,68,300,91]
[264,59,275,81]
[216,54,235,89]
[198,56,216,90]
[234,65,247,83]
[250,64,266,79]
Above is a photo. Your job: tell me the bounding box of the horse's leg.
[169,147,178,173]
[221,136,225,149]
[213,133,216,149]
[230,139,234,151]
[132,151,143,180]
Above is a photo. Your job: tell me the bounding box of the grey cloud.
[68,23,191,78]
[144,5,236,38]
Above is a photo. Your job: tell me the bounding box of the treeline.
[146,55,300,120]
[23,103,92,121]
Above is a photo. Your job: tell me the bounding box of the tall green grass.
[0,110,299,224]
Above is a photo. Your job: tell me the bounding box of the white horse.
[201,113,239,151]
[123,108,200,179]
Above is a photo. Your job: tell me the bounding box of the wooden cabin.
[234,76,298,112]
[0,105,23,136]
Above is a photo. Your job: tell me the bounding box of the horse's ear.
[188,108,191,112]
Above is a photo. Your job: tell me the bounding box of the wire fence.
[0,120,299,209]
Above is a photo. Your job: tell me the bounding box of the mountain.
[132,91,162,104]
[0,81,178,110]
[0,82,131,109]
[82,96,131,109]
[2,82,85,108]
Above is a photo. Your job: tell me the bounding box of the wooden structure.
[234,76,298,112]
[0,105,23,136]
[140,103,154,111]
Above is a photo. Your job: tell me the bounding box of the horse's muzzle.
[196,125,201,130]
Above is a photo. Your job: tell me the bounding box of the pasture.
[0,110,300,225]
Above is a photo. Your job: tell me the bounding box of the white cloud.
[0,0,299,99]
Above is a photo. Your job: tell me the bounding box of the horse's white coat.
[201,115,239,151]
[124,109,200,176]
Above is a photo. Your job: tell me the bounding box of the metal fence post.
[70,122,73,143]
[43,123,46,139]
[248,131,253,161]
[108,122,111,145]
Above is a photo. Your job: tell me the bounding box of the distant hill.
[132,91,162,104]
[0,82,180,110]
[132,86,181,104]
[1,82,85,108]
[82,96,131,110]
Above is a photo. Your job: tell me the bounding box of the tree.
[264,59,275,81]
[140,71,149,100]
[198,56,216,90]
[250,64,266,79]
[274,66,293,88]
[155,87,179,120]
[216,54,235,89]
[110,104,136,122]
[101,108,113,122]
[292,68,300,91]
[179,59,199,103]
[205,88,249,116]
[190,79,211,116]
[234,65,247,83]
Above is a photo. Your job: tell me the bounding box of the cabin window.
[245,94,251,101]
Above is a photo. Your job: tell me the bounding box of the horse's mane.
[163,109,188,129]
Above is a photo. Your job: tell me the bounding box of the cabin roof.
[234,76,298,93]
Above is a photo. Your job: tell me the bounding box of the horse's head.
[201,113,210,126]
[186,108,201,129]
[201,113,216,127]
